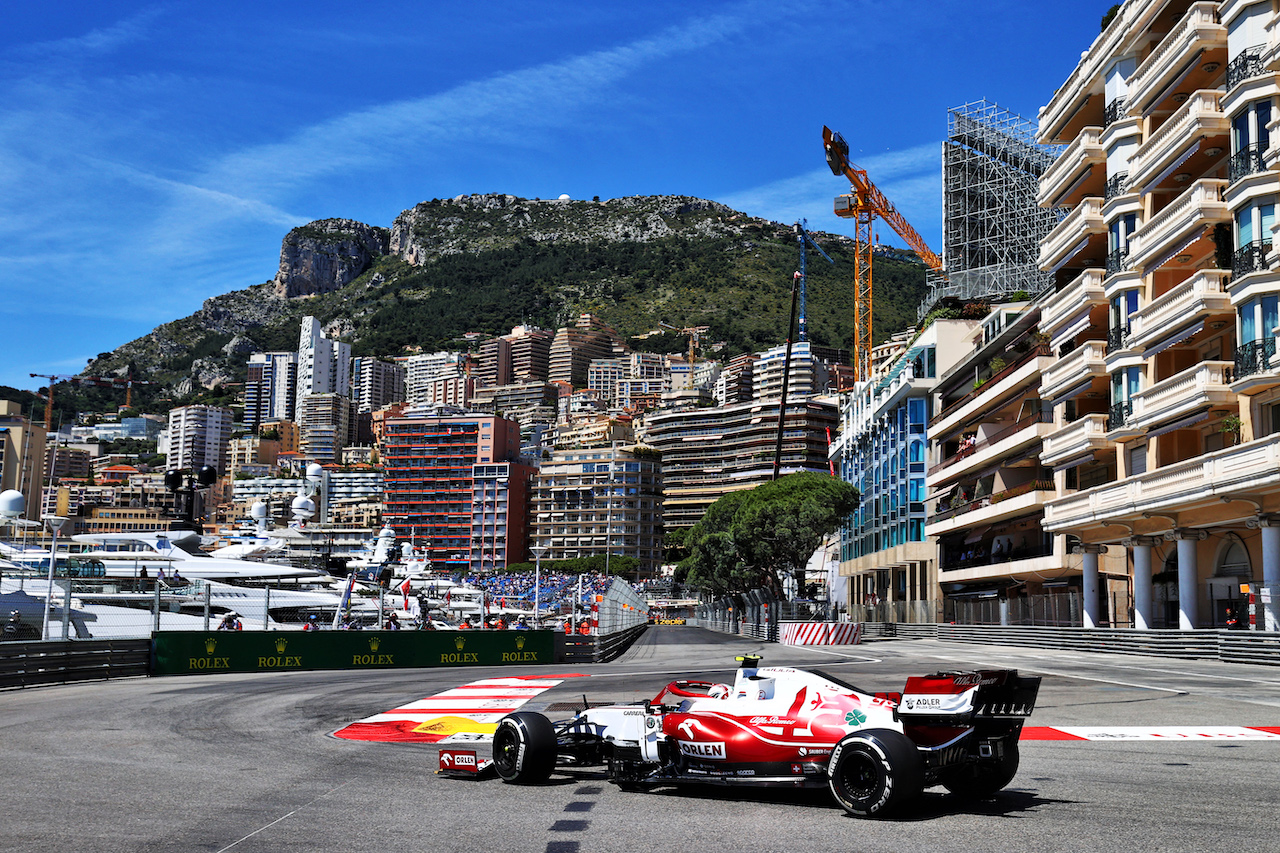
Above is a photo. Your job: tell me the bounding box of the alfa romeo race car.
[483,655,1040,817]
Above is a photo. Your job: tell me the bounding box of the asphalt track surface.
[5,626,1280,853]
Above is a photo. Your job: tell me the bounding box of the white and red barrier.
[779,621,863,646]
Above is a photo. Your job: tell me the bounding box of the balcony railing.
[931,344,1052,427]
[1041,412,1111,468]
[1039,126,1105,207]
[1230,143,1267,183]
[1128,89,1227,191]
[1128,360,1234,431]
[1228,44,1266,90]
[1126,3,1225,113]
[1039,197,1106,271]
[1233,241,1270,277]
[1041,268,1106,338]
[1125,178,1228,271]
[1105,171,1129,201]
[928,411,1053,477]
[1127,269,1231,351]
[1236,337,1278,380]
[1107,325,1129,351]
[1104,97,1129,129]
[1108,400,1133,430]
[1040,340,1108,402]
[928,480,1054,525]
[1105,248,1130,275]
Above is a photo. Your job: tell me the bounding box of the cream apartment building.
[1037,0,1280,629]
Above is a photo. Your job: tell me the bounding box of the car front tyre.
[492,711,557,784]
[827,728,924,817]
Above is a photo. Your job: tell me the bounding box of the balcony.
[1038,197,1106,272]
[1108,400,1134,431]
[1127,269,1231,352]
[1127,90,1228,193]
[1228,44,1266,91]
[1041,413,1111,469]
[1041,268,1106,340]
[1104,171,1130,201]
[1126,3,1226,117]
[1125,179,1228,272]
[928,480,1056,538]
[929,413,1055,485]
[1232,241,1270,278]
[1128,360,1234,433]
[1236,337,1278,381]
[1039,126,1105,208]
[1229,143,1268,184]
[1043,434,1280,532]
[1041,340,1108,401]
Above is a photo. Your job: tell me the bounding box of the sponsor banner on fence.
[779,622,863,646]
[152,630,556,676]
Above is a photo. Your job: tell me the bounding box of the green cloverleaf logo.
[845,710,867,726]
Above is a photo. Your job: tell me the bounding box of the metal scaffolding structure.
[919,100,1064,319]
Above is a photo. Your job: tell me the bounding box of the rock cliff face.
[388,193,738,266]
[273,219,389,298]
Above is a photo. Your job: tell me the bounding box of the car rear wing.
[896,669,1041,723]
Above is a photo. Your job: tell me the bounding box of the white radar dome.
[305,463,325,482]
[291,495,316,519]
[558,194,571,200]
[0,489,24,517]
[250,501,268,521]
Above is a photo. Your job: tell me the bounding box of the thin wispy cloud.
[721,142,942,243]
[8,6,164,62]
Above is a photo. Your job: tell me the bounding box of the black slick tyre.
[492,711,557,784]
[827,728,924,817]
[941,737,1020,798]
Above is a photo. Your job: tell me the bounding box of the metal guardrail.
[555,624,648,663]
[0,639,150,689]
[694,619,1280,666]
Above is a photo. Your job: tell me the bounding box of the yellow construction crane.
[659,322,710,367]
[28,372,155,428]
[823,126,946,381]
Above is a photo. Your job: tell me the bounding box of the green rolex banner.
[152,630,556,675]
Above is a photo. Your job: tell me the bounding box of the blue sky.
[0,0,1106,395]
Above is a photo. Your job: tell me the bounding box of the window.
[1231,99,1272,182]
[1107,213,1137,273]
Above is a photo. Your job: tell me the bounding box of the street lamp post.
[530,545,548,628]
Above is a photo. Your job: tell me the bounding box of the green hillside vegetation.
[61,198,928,423]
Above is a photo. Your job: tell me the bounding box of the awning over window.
[1143,320,1204,358]
[1050,307,1093,351]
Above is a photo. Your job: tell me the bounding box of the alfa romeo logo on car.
[845,710,867,726]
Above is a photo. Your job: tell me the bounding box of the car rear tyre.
[941,738,1020,798]
[828,728,924,817]
[492,711,557,784]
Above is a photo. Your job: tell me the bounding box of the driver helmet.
[9,610,19,620]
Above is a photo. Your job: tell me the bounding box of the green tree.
[681,473,857,596]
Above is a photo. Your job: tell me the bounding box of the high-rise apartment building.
[508,326,554,382]
[549,314,627,387]
[531,444,663,576]
[165,405,233,475]
[245,351,298,432]
[351,357,406,414]
[402,351,466,405]
[643,397,838,530]
[0,400,47,520]
[382,413,524,572]
[298,394,350,464]
[1035,0,1280,630]
[296,316,351,413]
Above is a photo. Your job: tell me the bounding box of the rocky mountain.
[82,193,928,404]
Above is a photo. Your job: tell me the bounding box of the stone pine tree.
[679,472,858,597]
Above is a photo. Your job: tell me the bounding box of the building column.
[1124,536,1160,630]
[1167,529,1207,629]
[1249,515,1280,631]
[1072,543,1107,628]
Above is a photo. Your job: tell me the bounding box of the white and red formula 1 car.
[483,655,1040,817]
